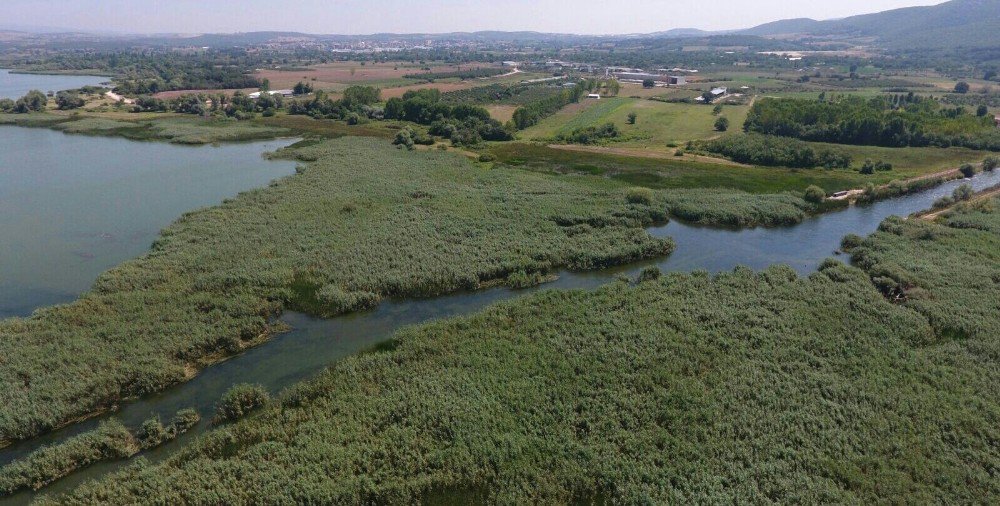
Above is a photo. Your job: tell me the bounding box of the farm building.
[610,72,686,86]
[586,93,601,99]
[248,89,295,99]
[613,72,667,83]
[711,87,728,96]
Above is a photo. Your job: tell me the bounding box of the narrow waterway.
[5,168,998,504]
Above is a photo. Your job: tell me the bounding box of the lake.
[0,126,298,317]
[0,69,109,100]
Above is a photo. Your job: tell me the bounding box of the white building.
[248,90,295,100]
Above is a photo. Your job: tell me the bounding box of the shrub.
[714,116,730,132]
[804,185,826,204]
[841,234,865,250]
[953,184,974,202]
[393,129,415,150]
[170,409,201,433]
[627,112,637,125]
[626,187,655,206]
[316,285,381,315]
[637,266,662,283]
[55,91,85,110]
[213,384,271,424]
[506,270,549,289]
[559,122,621,145]
[704,134,851,169]
[982,156,999,172]
[959,164,977,178]
[478,153,496,162]
[933,196,956,209]
[136,418,169,448]
[861,159,893,175]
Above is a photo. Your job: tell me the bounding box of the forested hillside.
[743,0,1000,49]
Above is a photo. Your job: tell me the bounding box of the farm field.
[491,140,992,195]
[253,61,539,97]
[492,143,869,194]
[522,97,750,146]
[254,61,484,89]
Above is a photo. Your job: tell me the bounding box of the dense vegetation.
[47,200,1000,503]
[6,50,263,94]
[703,133,853,169]
[0,137,681,446]
[286,85,382,121]
[0,90,48,113]
[512,83,586,130]
[745,96,1000,151]
[384,89,514,144]
[213,384,271,425]
[441,82,566,107]
[0,409,198,495]
[557,122,622,145]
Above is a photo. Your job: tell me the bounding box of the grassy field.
[522,97,749,147]
[490,142,985,196]
[48,200,1000,504]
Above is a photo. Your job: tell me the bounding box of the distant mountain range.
[742,0,999,49]
[1,0,995,51]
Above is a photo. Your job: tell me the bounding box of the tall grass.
[49,202,1000,503]
[0,137,674,445]
[0,409,197,495]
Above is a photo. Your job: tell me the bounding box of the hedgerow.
[703,133,852,168]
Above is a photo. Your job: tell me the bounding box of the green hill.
[743,0,1000,49]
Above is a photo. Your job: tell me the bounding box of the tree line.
[703,134,853,169]
[744,95,1000,151]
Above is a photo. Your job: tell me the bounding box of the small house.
[587,93,601,99]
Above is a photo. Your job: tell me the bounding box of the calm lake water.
[0,126,298,318]
[0,69,109,100]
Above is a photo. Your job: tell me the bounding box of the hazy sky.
[5,0,944,35]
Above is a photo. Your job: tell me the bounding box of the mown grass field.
[48,200,1000,504]
[522,97,748,146]
[490,141,985,195]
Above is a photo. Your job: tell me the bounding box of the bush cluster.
[704,134,852,168]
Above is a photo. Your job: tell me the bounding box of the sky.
[3,0,945,35]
